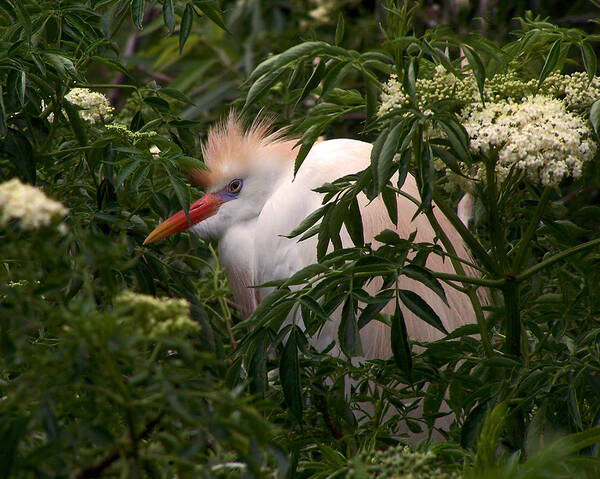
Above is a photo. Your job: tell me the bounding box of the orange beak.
[143,193,223,244]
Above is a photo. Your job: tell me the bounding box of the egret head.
[143,115,295,244]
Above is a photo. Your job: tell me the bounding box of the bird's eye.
[227,179,243,194]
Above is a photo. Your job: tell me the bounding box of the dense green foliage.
[2,1,600,477]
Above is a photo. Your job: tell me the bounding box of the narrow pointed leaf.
[163,0,174,33]
[179,3,194,54]
[398,289,448,334]
[538,40,561,88]
[462,45,486,102]
[581,42,597,82]
[131,0,145,29]
[280,328,303,422]
[339,296,363,357]
[391,301,412,382]
[335,12,344,45]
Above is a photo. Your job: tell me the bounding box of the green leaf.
[250,41,328,82]
[365,75,378,124]
[192,0,229,33]
[163,0,174,33]
[581,42,597,82]
[344,196,364,246]
[538,40,561,89]
[590,99,600,138]
[63,101,88,146]
[17,71,25,107]
[391,302,412,382]
[296,59,326,106]
[0,85,6,137]
[179,3,194,54]
[462,45,486,102]
[321,61,351,98]
[381,183,398,226]
[169,175,191,219]
[402,264,447,305]
[335,12,344,45]
[377,121,404,191]
[418,141,433,210]
[286,204,328,238]
[280,327,303,423]
[243,69,286,115]
[161,87,195,105]
[437,117,471,162]
[131,0,145,29]
[398,289,448,334]
[338,296,363,357]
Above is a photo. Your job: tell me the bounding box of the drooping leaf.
[338,296,363,357]
[538,40,561,89]
[581,42,597,82]
[163,0,174,33]
[335,12,344,45]
[280,327,303,423]
[131,0,145,29]
[391,301,412,382]
[398,289,448,334]
[179,3,194,54]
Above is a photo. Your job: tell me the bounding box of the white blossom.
[462,96,596,186]
[65,88,113,124]
[0,178,68,230]
[150,145,161,158]
[114,291,199,339]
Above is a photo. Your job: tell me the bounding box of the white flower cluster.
[379,65,476,116]
[379,66,600,187]
[462,96,596,186]
[115,291,199,339]
[65,88,113,123]
[0,178,68,230]
[46,88,114,124]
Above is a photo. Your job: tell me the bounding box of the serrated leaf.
[377,121,404,191]
[418,141,433,211]
[0,85,6,137]
[391,301,412,382]
[131,0,145,29]
[398,289,448,334]
[365,75,378,123]
[17,71,25,107]
[335,12,344,45]
[338,296,363,357]
[321,61,351,98]
[163,0,174,33]
[192,0,229,33]
[581,42,597,82]
[287,204,328,238]
[169,175,191,219]
[381,183,398,226]
[280,327,303,423]
[344,196,364,246]
[462,45,486,102]
[296,59,326,106]
[402,264,447,305]
[243,69,285,115]
[179,3,194,54]
[538,40,561,88]
[250,41,328,82]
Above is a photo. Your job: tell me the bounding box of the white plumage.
[144,116,476,359]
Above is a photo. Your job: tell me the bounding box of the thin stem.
[503,278,521,357]
[424,203,494,357]
[516,236,600,283]
[485,154,508,272]
[511,186,552,272]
